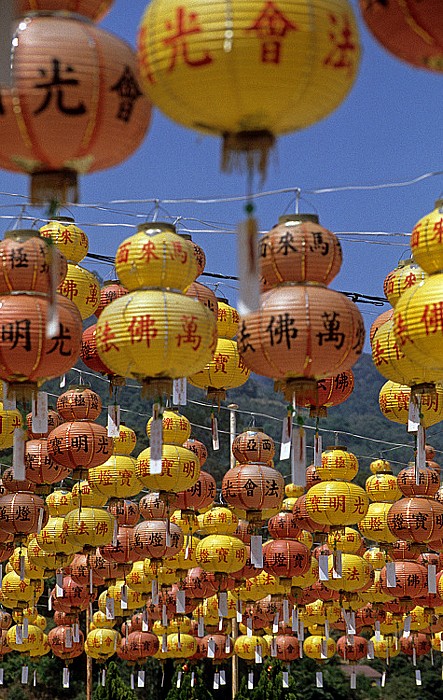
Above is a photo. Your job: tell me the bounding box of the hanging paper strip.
[150,403,163,474]
[107,405,120,437]
[237,217,260,316]
[211,411,219,451]
[291,424,306,487]
[314,432,322,467]
[280,409,292,461]
[173,378,187,406]
[32,392,48,434]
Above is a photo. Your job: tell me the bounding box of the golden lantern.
[46,488,73,516]
[63,507,115,550]
[36,515,79,555]
[317,445,358,481]
[125,561,152,593]
[39,218,89,264]
[96,223,217,395]
[167,633,197,659]
[222,462,285,521]
[305,481,369,527]
[198,506,239,535]
[323,554,373,593]
[358,569,394,605]
[383,258,427,308]
[189,297,250,400]
[71,481,107,509]
[411,200,443,274]
[0,571,43,609]
[358,502,397,544]
[7,623,44,653]
[58,264,100,320]
[87,455,142,500]
[303,635,336,660]
[27,537,72,573]
[196,534,246,574]
[136,443,200,493]
[379,380,443,428]
[170,510,199,535]
[85,628,121,661]
[137,0,360,173]
[363,546,386,570]
[370,634,400,660]
[147,408,191,445]
[9,547,44,581]
[365,463,401,503]
[371,316,443,389]
[234,634,269,661]
[0,403,22,450]
[106,580,144,611]
[327,527,362,554]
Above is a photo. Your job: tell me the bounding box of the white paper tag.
[56,570,63,597]
[386,561,397,588]
[250,535,263,568]
[213,671,219,690]
[16,625,23,645]
[319,554,329,581]
[191,672,195,688]
[412,646,417,666]
[283,671,289,689]
[316,672,323,688]
[13,428,26,481]
[218,592,228,619]
[220,670,226,686]
[37,508,44,535]
[173,378,187,406]
[415,669,422,686]
[367,640,374,659]
[291,426,306,486]
[237,218,260,316]
[138,671,145,688]
[73,623,80,643]
[282,598,289,624]
[292,609,298,632]
[63,668,69,689]
[23,618,28,639]
[120,584,128,610]
[429,564,437,594]
[32,392,48,434]
[101,670,106,687]
[298,620,304,642]
[151,578,158,605]
[417,425,426,471]
[105,597,115,620]
[207,638,215,659]
[162,634,167,653]
[280,415,292,461]
[65,628,72,649]
[273,612,279,634]
[381,672,386,688]
[350,670,357,690]
[314,433,323,467]
[320,638,328,659]
[21,666,28,685]
[211,414,219,451]
[19,555,25,581]
[107,405,120,437]
[142,612,149,632]
[407,395,421,433]
[149,409,163,474]
[271,638,277,657]
[246,616,253,637]
[324,619,330,639]
[403,615,411,638]
[375,620,381,642]
[248,671,254,690]
[255,644,263,664]
[59,374,66,389]
[48,594,52,611]
[176,589,186,614]
[162,604,168,628]
[130,673,135,690]
[2,383,15,410]
[236,598,243,623]
[198,616,205,638]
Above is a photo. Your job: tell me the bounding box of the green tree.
[93,661,136,700]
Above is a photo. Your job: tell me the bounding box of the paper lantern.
[303,635,336,660]
[0,14,151,203]
[293,494,329,534]
[232,429,275,465]
[25,438,70,486]
[383,258,427,308]
[131,519,183,561]
[397,464,440,498]
[0,403,22,450]
[393,275,443,375]
[195,534,246,574]
[358,502,399,544]
[365,469,401,503]
[88,455,142,500]
[234,634,269,661]
[317,445,358,481]
[0,230,67,295]
[267,511,301,540]
[327,527,362,554]
[48,624,84,660]
[138,0,360,173]
[58,264,100,320]
[95,281,128,319]
[360,0,443,73]
[39,217,88,263]
[0,491,47,540]
[147,408,191,445]
[48,421,112,471]
[262,539,310,580]
[63,507,115,550]
[182,437,207,468]
[71,480,107,509]
[136,443,200,493]
[185,280,218,315]
[57,386,101,421]
[370,308,393,344]
[222,463,285,519]
[401,632,431,657]
[370,634,400,660]
[18,1,114,19]
[50,575,95,613]
[296,370,354,417]
[379,560,428,599]
[189,337,250,400]
[305,481,369,527]
[324,553,373,593]
[199,506,239,535]
[119,631,159,663]
[26,407,61,440]
[27,538,72,573]
[174,470,216,512]
[107,499,139,527]
[0,571,43,608]
[410,200,443,273]
[7,624,44,653]
[379,380,443,428]
[387,497,443,543]
[85,628,121,661]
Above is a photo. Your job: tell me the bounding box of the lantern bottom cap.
[278,378,318,402]
[31,170,79,206]
[411,382,436,397]
[140,377,173,399]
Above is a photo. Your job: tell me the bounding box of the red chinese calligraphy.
[246,0,297,64]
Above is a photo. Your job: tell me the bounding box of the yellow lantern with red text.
[379,380,443,428]
[303,635,336,660]
[305,481,369,527]
[196,534,246,574]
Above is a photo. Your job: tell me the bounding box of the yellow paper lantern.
[170,510,199,535]
[114,223,197,292]
[327,527,362,554]
[365,469,401,503]
[409,605,433,632]
[71,481,108,508]
[324,554,373,593]
[305,481,369,526]
[234,634,269,660]
[216,299,240,339]
[58,263,100,320]
[137,0,360,171]
[189,337,250,400]
[64,507,115,550]
[112,424,137,456]
[106,580,144,610]
[27,538,72,573]
[143,561,177,587]
[358,502,397,544]
[370,634,400,659]
[45,489,74,516]
[317,445,358,481]
[363,547,386,570]
[85,627,121,660]
[87,455,142,499]
[147,408,191,445]
[36,516,79,555]
[291,556,319,590]
[0,403,22,449]
[383,258,427,308]
[166,537,198,572]
[379,380,443,428]
[39,217,89,264]
[125,561,152,593]
[136,444,200,493]
[198,506,239,535]
[195,534,246,574]
[410,200,443,275]
[167,633,197,659]
[285,483,305,499]
[0,571,43,608]
[303,635,336,660]
[7,623,44,653]
[9,547,45,581]
[92,610,116,630]
[369,458,392,475]
[303,600,341,626]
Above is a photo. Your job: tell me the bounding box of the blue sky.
[1,0,442,351]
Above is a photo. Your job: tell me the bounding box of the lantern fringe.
[31,170,79,206]
[140,378,173,400]
[411,382,436,398]
[277,378,318,403]
[221,131,275,179]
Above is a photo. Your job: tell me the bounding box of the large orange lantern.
[359,1,443,73]
[18,1,114,19]
[96,223,217,396]
[222,463,285,521]
[0,14,151,203]
[137,0,360,173]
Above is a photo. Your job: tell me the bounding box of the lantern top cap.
[136,222,177,235]
[48,216,75,224]
[435,199,443,210]
[216,296,229,304]
[179,233,192,241]
[278,214,319,225]
[4,229,41,241]
[325,445,348,451]
[103,280,120,287]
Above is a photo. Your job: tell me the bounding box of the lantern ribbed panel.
[48,422,112,471]
[387,497,443,543]
[410,200,443,273]
[0,404,22,450]
[393,276,443,373]
[57,264,100,320]
[379,560,428,599]
[137,0,360,136]
[131,519,183,560]
[323,553,373,592]
[96,290,217,381]
[222,464,285,513]
[0,15,150,176]
[234,634,269,660]
[383,259,427,308]
[0,491,47,537]
[305,481,369,526]
[189,337,250,394]
[317,445,358,481]
[64,507,115,549]
[7,624,43,652]
[18,0,114,19]
[358,502,397,544]
[88,455,142,499]
[196,534,247,574]
[37,515,80,554]
[136,444,200,492]
[174,471,216,511]
[262,538,310,578]
[39,218,88,264]
[365,472,401,503]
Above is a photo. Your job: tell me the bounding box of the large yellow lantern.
[147,409,191,446]
[7,623,44,653]
[383,258,427,308]
[303,635,336,660]
[198,506,239,535]
[234,634,269,660]
[64,507,115,550]
[88,455,142,500]
[137,0,360,172]
[358,502,397,544]
[370,634,400,660]
[58,263,100,320]
[39,218,89,264]
[305,481,369,527]
[379,380,443,428]
[136,443,200,493]
[327,527,362,554]
[365,462,401,503]
[85,628,121,661]
[324,554,373,593]
[36,516,79,555]
[196,534,246,574]
[96,223,217,396]
[317,445,358,481]
[410,200,443,275]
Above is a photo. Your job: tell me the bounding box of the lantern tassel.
[221,130,275,181]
